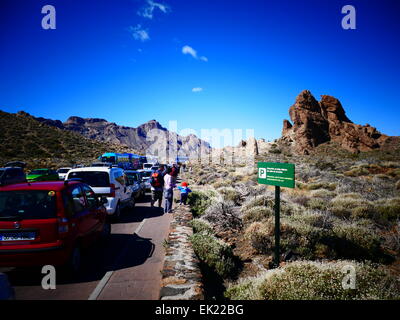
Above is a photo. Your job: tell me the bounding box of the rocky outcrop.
[281,90,389,154]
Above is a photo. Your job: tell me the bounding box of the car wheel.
[129,196,135,209]
[113,203,121,221]
[65,246,81,276]
[101,221,111,240]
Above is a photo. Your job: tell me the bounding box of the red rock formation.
[281,90,389,154]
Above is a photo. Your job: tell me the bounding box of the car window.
[68,171,110,187]
[0,190,57,219]
[71,186,86,213]
[82,185,98,210]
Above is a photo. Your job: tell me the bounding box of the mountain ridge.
[17,112,211,159]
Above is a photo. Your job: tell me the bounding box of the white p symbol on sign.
[259,168,266,179]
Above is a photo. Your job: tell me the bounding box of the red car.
[0,180,110,273]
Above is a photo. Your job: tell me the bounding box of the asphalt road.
[0,192,173,300]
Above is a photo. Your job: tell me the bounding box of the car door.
[69,185,97,246]
[81,184,104,234]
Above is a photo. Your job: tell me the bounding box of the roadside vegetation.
[186,141,400,300]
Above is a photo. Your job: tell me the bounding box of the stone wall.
[159,204,204,300]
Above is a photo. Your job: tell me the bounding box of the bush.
[190,233,236,278]
[217,187,242,205]
[244,222,273,254]
[374,198,400,222]
[188,190,217,217]
[243,206,273,224]
[331,222,381,260]
[227,261,400,300]
[329,195,366,219]
[190,219,214,235]
[202,199,243,231]
[306,198,328,210]
[241,194,274,214]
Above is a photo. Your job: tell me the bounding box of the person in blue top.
[177,181,192,205]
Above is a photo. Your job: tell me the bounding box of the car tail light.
[57,217,69,236]
[109,183,116,197]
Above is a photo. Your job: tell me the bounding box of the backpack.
[150,172,162,188]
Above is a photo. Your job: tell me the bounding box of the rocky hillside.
[0,110,136,169]
[25,112,211,158]
[280,90,393,154]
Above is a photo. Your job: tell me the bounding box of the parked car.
[137,169,153,191]
[27,169,59,182]
[142,163,154,170]
[66,166,135,219]
[124,170,145,200]
[0,180,110,273]
[0,165,26,187]
[57,168,72,180]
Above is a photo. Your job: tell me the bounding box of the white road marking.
[87,218,148,300]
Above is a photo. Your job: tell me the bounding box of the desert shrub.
[344,167,370,177]
[291,195,310,207]
[373,198,400,222]
[244,221,273,254]
[330,222,381,260]
[306,198,328,210]
[242,206,273,224]
[225,275,266,300]
[190,219,214,235]
[310,189,336,199]
[188,190,217,217]
[305,182,337,191]
[329,195,366,219]
[202,199,243,231]
[269,148,281,154]
[217,187,242,205]
[212,180,225,189]
[190,233,236,278]
[241,194,274,213]
[227,261,400,300]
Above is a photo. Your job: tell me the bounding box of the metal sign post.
[258,162,295,268]
[274,186,280,267]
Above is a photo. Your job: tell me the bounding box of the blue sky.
[0,0,399,147]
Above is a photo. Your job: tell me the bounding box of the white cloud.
[182,45,208,62]
[192,87,203,92]
[138,0,171,19]
[129,24,150,42]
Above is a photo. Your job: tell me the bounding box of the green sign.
[258,162,295,188]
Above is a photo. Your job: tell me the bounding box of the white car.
[142,163,154,170]
[57,167,72,180]
[66,166,135,219]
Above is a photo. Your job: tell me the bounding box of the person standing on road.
[170,164,179,185]
[163,167,175,213]
[178,182,191,205]
[150,165,165,208]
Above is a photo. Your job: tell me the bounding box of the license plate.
[0,232,36,241]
